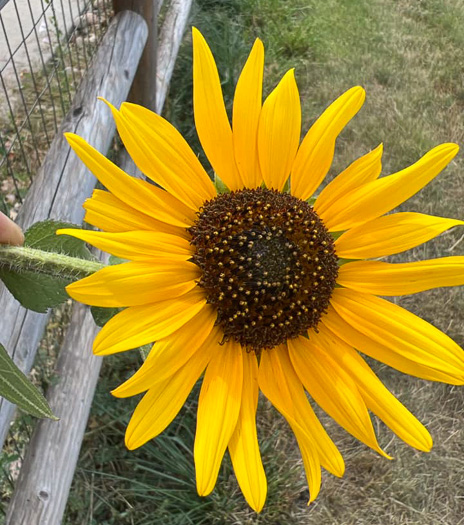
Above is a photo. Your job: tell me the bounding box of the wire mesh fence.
[0,0,113,515]
[0,0,113,217]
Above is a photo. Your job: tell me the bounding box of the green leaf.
[91,306,120,327]
[0,220,102,313]
[25,220,96,260]
[0,343,58,419]
[0,267,72,313]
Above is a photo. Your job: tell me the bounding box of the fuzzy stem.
[0,245,105,280]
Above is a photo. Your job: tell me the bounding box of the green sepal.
[330,230,344,241]
[213,173,230,194]
[337,258,356,266]
[0,343,58,420]
[306,196,317,206]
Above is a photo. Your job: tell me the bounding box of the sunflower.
[58,28,464,512]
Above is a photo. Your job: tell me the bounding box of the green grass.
[35,0,464,522]
[63,355,308,524]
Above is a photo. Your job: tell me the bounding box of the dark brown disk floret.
[188,188,338,352]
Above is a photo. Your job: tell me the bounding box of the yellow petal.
[192,27,241,190]
[338,257,464,296]
[232,39,264,189]
[322,305,464,385]
[259,346,323,501]
[228,351,267,512]
[329,289,464,383]
[322,143,459,232]
[294,427,321,505]
[258,70,301,191]
[312,324,432,452]
[195,341,243,497]
[335,212,464,259]
[111,101,216,209]
[65,260,199,307]
[93,289,207,355]
[112,306,218,397]
[292,86,366,200]
[83,189,189,238]
[65,133,196,227]
[57,229,193,262]
[270,344,345,477]
[288,336,390,458]
[314,144,382,216]
[125,337,218,450]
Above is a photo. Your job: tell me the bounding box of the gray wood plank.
[0,9,148,450]
[4,1,196,521]
[113,0,159,111]
[156,0,193,113]
[5,299,104,524]
[4,9,148,524]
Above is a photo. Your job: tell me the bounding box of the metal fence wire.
[0,0,112,217]
[0,0,113,512]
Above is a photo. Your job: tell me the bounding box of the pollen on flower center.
[188,188,339,351]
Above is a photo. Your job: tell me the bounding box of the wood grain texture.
[113,0,158,111]
[156,0,193,113]
[0,9,147,450]
[5,10,148,524]
[5,300,104,524]
[4,2,195,521]
[113,0,192,176]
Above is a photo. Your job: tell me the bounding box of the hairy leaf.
[91,305,120,327]
[0,343,57,419]
[0,268,71,313]
[25,220,95,260]
[0,220,99,312]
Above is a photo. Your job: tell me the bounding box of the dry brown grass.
[218,0,464,522]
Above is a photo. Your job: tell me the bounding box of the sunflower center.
[188,188,338,351]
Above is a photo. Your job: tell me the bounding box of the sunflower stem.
[0,245,105,280]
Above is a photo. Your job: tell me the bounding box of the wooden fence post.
[4,11,148,524]
[4,1,193,521]
[113,0,158,111]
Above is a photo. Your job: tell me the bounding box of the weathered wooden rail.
[2,0,192,522]
[0,9,148,450]
[2,11,148,524]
